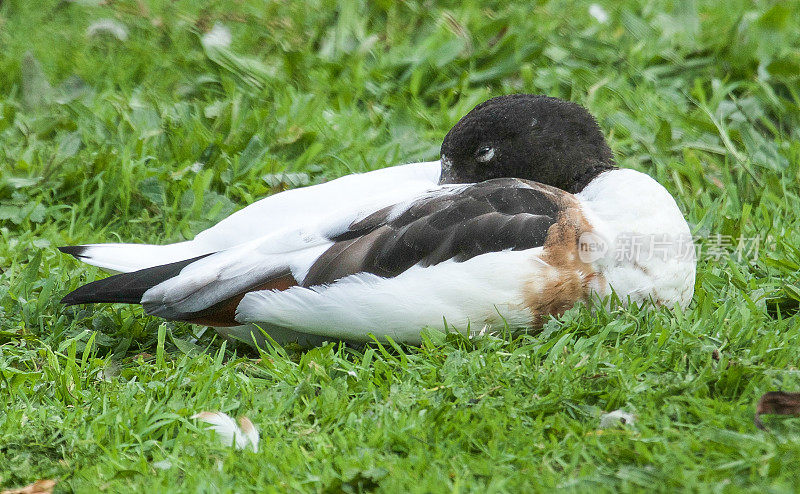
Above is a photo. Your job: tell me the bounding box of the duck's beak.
[439,155,454,184]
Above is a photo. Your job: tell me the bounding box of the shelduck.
[59,95,696,346]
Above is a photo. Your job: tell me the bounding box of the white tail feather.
[70,242,211,273]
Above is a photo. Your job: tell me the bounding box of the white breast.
[577,169,696,307]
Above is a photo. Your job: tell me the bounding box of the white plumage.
[236,249,542,344]
[577,169,696,308]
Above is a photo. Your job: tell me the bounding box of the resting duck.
[59,95,696,346]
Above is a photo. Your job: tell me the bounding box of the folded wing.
[61,177,582,338]
[237,179,577,341]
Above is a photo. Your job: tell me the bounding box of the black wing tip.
[59,280,122,306]
[58,254,213,308]
[59,277,145,306]
[60,292,83,306]
[60,283,97,306]
[58,245,88,258]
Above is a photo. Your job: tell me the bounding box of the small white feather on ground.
[599,409,636,428]
[86,19,129,41]
[589,4,610,23]
[191,412,260,452]
[201,23,232,49]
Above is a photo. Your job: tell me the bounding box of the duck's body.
[59,95,696,346]
[235,169,693,344]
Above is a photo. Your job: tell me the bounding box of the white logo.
[578,232,608,263]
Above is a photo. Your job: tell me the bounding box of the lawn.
[2,0,800,491]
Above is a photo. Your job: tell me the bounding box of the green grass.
[2,0,800,491]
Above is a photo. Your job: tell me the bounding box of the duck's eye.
[475,146,495,163]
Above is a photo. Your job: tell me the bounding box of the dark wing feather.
[303,178,568,286]
[60,254,211,305]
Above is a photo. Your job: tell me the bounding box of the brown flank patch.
[523,194,603,327]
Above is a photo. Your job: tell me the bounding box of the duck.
[59,94,696,347]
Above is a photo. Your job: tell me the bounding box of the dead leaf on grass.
[2,479,57,494]
[755,391,800,430]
